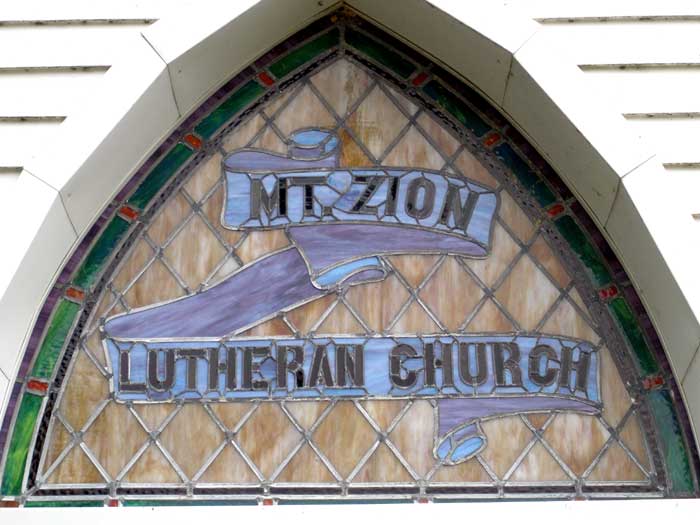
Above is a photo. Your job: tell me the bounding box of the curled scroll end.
[223,128,340,173]
[289,128,340,160]
[434,422,487,465]
[312,256,388,290]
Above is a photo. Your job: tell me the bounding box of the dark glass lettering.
[336,345,364,387]
[119,351,146,393]
[458,342,488,386]
[528,345,559,387]
[405,177,436,219]
[276,345,304,389]
[287,176,327,217]
[242,347,269,390]
[385,177,399,216]
[350,175,384,214]
[560,347,591,393]
[439,185,478,231]
[208,347,219,391]
[425,341,453,387]
[148,348,175,392]
[494,342,522,387]
[389,344,418,389]
[308,345,334,387]
[207,347,236,391]
[225,347,236,390]
[177,349,206,390]
[250,178,286,220]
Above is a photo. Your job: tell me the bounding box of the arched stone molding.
[0,0,697,451]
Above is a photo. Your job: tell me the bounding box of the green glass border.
[30,300,81,379]
[345,27,415,79]
[422,80,490,137]
[649,390,694,493]
[1,394,43,496]
[73,216,131,290]
[194,81,266,140]
[608,297,657,376]
[123,500,257,507]
[493,143,556,207]
[554,215,612,287]
[24,500,104,508]
[270,28,340,79]
[128,143,195,209]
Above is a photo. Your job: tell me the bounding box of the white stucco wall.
[0,0,699,453]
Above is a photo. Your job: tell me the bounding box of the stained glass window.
[0,10,696,506]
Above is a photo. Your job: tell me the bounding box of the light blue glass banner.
[222,128,497,254]
[105,335,600,465]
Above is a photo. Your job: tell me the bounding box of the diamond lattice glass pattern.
[40,58,653,496]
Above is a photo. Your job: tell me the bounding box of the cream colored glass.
[40,59,650,488]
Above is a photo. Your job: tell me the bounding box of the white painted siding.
[0,24,150,69]
[503,0,700,216]
[0,69,107,118]
[0,0,195,174]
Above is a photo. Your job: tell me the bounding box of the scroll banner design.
[103,129,601,465]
